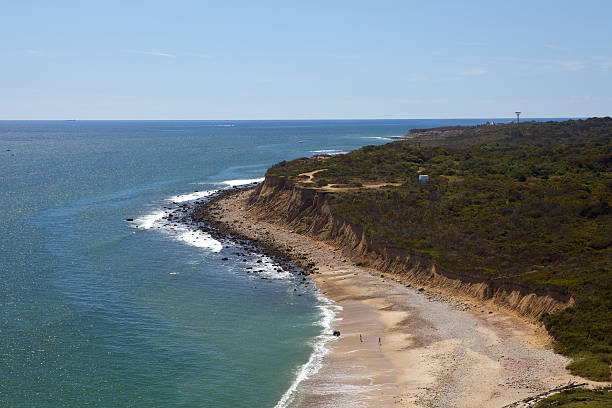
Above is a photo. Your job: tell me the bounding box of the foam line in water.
[274,293,342,408]
[221,178,264,187]
[177,230,223,252]
[132,192,223,253]
[245,254,293,280]
[310,149,348,155]
[168,190,216,203]
[133,210,166,229]
[360,136,395,140]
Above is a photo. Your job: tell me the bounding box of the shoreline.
[191,187,595,407]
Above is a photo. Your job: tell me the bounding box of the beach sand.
[203,189,591,408]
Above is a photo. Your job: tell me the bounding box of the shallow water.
[1,119,522,407]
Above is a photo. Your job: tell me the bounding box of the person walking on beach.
[359,334,363,343]
[378,337,382,346]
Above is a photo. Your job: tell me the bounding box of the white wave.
[360,136,395,141]
[177,230,223,252]
[168,190,216,203]
[133,195,223,253]
[222,178,264,187]
[246,254,293,280]
[310,149,348,155]
[133,210,166,229]
[274,293,342,408]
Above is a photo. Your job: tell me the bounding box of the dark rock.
[333,330,341,337]
[125,218,134,222]
[221,257,229,261]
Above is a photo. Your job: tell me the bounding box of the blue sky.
[1,1,610,119]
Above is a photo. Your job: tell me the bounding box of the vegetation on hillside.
[267,117,612,381]
[533,387,611,407]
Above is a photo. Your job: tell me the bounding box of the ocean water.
[0,119,521,407]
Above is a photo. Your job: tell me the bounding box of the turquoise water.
[0,119,515,407]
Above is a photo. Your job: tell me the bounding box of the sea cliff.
[244,175,574,320]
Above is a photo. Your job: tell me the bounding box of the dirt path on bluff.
[204,189,588,408]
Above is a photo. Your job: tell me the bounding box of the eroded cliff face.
[247,176,574,320]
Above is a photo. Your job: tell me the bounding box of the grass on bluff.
[267,117,612,381]
[533,387,612,407]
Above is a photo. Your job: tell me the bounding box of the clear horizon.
[0,117,590,121]
[2,1,610,120]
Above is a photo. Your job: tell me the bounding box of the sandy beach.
[200,189,593,408]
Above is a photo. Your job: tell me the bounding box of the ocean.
[1,119,520,407]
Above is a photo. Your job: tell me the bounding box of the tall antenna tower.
[515,111,522,169]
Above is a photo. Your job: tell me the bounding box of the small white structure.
[418,174,429,183]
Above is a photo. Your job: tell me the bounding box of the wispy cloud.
[129,50,213,59]
[131,50,175,57]
[26,49,41,55]
[430,67,487,83]
[493,56,588,72]
[459,67,487,76]
[395,98,420,104]
[592,56,612,69]
[544,44,569,51]
[553,60,585,71]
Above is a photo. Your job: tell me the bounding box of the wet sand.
[204,189,592,407]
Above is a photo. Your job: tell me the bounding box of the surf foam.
[360,136,395,141]
[274,293,342,408]
[168,190,216,203]
[133,210,166,229]
[310,149,348,155]
[177,230,223,252]
[131,189,223,253]
[221,178,265,187]
[243,254,293,280]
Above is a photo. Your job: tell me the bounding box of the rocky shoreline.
[190,186,322,276]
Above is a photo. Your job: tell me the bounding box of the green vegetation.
[533,387,611,407]
[268,118,612,381]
